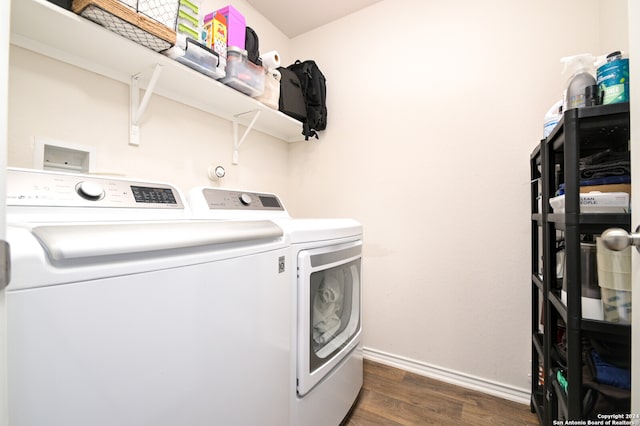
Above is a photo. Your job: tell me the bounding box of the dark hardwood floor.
[343,360,540,425]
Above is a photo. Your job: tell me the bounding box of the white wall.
[286,0,629,397]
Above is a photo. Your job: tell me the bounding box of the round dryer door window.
[297,240,362,396]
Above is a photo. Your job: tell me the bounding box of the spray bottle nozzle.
[560,53,595,75]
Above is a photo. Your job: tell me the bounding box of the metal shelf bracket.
[130,63,163,146]
[232,110,262,165]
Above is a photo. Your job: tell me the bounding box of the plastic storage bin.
[221,47,265,97]
[205,5,245,49]
[164,33,225,80]
[596,237,632,323]
[549,192,629,213]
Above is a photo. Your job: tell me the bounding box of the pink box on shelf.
[205,5,245,49]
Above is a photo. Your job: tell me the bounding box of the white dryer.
[6,168,292,426]
[188,187,363,426]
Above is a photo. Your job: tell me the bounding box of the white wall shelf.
[10,0,305,143]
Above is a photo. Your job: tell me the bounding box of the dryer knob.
[239,193,253,206]
[77,181,105,201]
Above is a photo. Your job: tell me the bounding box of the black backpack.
[287,60,327,140]
[278,67,307,122]
[245,27,261,66]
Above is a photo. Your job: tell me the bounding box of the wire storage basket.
[73,0,178,52]
[118,0,179,29]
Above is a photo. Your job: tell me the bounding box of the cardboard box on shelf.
[580,183,631,195]
[204,12,227,58]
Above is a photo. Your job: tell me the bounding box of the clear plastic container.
[164,33,225,80]
[221,47,265,97]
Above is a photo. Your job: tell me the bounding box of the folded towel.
[580,161,630,180]
[591,349,631,390]
[580,150,630,180]
[579,150,629,167]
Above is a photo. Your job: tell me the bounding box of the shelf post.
[129,63,163,146]
[232,110,262,165]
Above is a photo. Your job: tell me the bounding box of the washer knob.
[239,193,253,206]
[77,181,105,201]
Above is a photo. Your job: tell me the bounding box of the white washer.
[6,168,292,426]
[188,187,363,426]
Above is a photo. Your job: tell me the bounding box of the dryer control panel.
[200,188,284,211]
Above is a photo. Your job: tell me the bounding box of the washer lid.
[31,220,283,261]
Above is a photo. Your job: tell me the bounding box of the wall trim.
[363,347,531,405]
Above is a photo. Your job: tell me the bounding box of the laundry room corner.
[285,0,629,401]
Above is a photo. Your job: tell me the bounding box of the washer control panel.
[6,168,184,209]
[201,188,284,211]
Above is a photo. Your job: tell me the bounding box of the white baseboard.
[363,347,531,405]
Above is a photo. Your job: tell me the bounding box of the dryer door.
[297,240,362,396]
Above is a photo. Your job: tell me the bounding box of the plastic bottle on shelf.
[561,53,596,110]
[543,100,563,138]
[597,50,630,105]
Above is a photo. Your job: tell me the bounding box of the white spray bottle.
[561,53,596,110]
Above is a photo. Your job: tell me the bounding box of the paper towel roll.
[261,50,281,70]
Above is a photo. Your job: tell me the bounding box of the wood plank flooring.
[343,360,540,426]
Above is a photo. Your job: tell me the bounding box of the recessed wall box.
[33,138,96,173]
